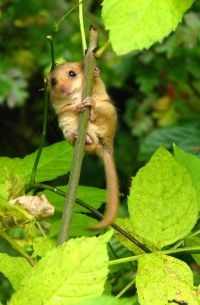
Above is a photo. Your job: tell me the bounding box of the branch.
[57,26,98,245]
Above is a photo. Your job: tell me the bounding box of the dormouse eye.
[51,77,57,86]
[68,70,76,77]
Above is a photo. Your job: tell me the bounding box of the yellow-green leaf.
[136,253,198,305]
[128,147,198,249]
[9,232,112,305]
[0,253,32,291]
[102,0,195,54]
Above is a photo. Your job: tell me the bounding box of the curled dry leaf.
[9,194,54,219]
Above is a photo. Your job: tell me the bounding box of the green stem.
[109,254,142,266]
[95,40,110,58]
[162,246,200,256]
[109,246,200,266]
[111,222,151,253]
[28,82,49,187]
[57,27,98,245]
[116,278,136,298]
[36,221,46,237]
[27,37,55,190]
[0,230,36,266]
[187,229,200,239]
[46,36,56,70]
[79,0,87,54]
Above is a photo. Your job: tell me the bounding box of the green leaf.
[0,253,32,291]
[44,185,106,213]
[136,253,198,305]
[139,123,200,160]
[45,185,107,237]
[9,232,112,305]
[102,0,195,55]
[0,141,73,200]
[184,235,200,265]
[128,147,198,249]
[49,214,99,238]
[174,145,200,209]
[75,295,136,305]
[115,218,158,254]
[22,141,73,182]
[196,286,200,304]
[32,237,55,258]
[70,214,103,237]
[5,170,25,200]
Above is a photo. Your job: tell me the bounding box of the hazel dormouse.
[47,62,119,230]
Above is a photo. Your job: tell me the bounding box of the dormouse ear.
[78,62,84,71]
[43,76,50,91]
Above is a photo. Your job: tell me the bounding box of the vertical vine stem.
[57,26,98,245]
[27,37,55,189]
[46,35,56,70]
[79,0,87,54]
[28,81,49,187]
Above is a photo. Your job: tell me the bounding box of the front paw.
[76,97,95,112]
[82,97,95,108]
[76,103,86,112]
[94,67,100,77]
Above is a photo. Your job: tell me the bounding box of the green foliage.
[139,122,200,160]
[1,1,200,305]
[0,141,73,201]
[32,236,54,258]
[0,63,28,107]
[102,0,195,54]
[136,253,198,305]
[0,141,200,304]
[75,295,137,305]
[8,233,111,305]
[174,145,200,208]
[129,146,198,249]
[44,185,107,236]
[115,218,157,254]
[0,253,32,291]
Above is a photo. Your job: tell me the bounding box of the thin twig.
[79,0,87,54]
[54,0,84,32]
[57,27,98,245]
[0,230,36,266]
[116,278,136,298]
[46,36,56,71]
[30,182,151,253]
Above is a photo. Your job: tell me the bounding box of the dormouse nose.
[60,85,69,94]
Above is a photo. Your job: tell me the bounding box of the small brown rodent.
[47,62,119,230]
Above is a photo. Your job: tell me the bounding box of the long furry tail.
[90,148,119,230]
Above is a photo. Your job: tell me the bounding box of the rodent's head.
[47,62,84,99]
